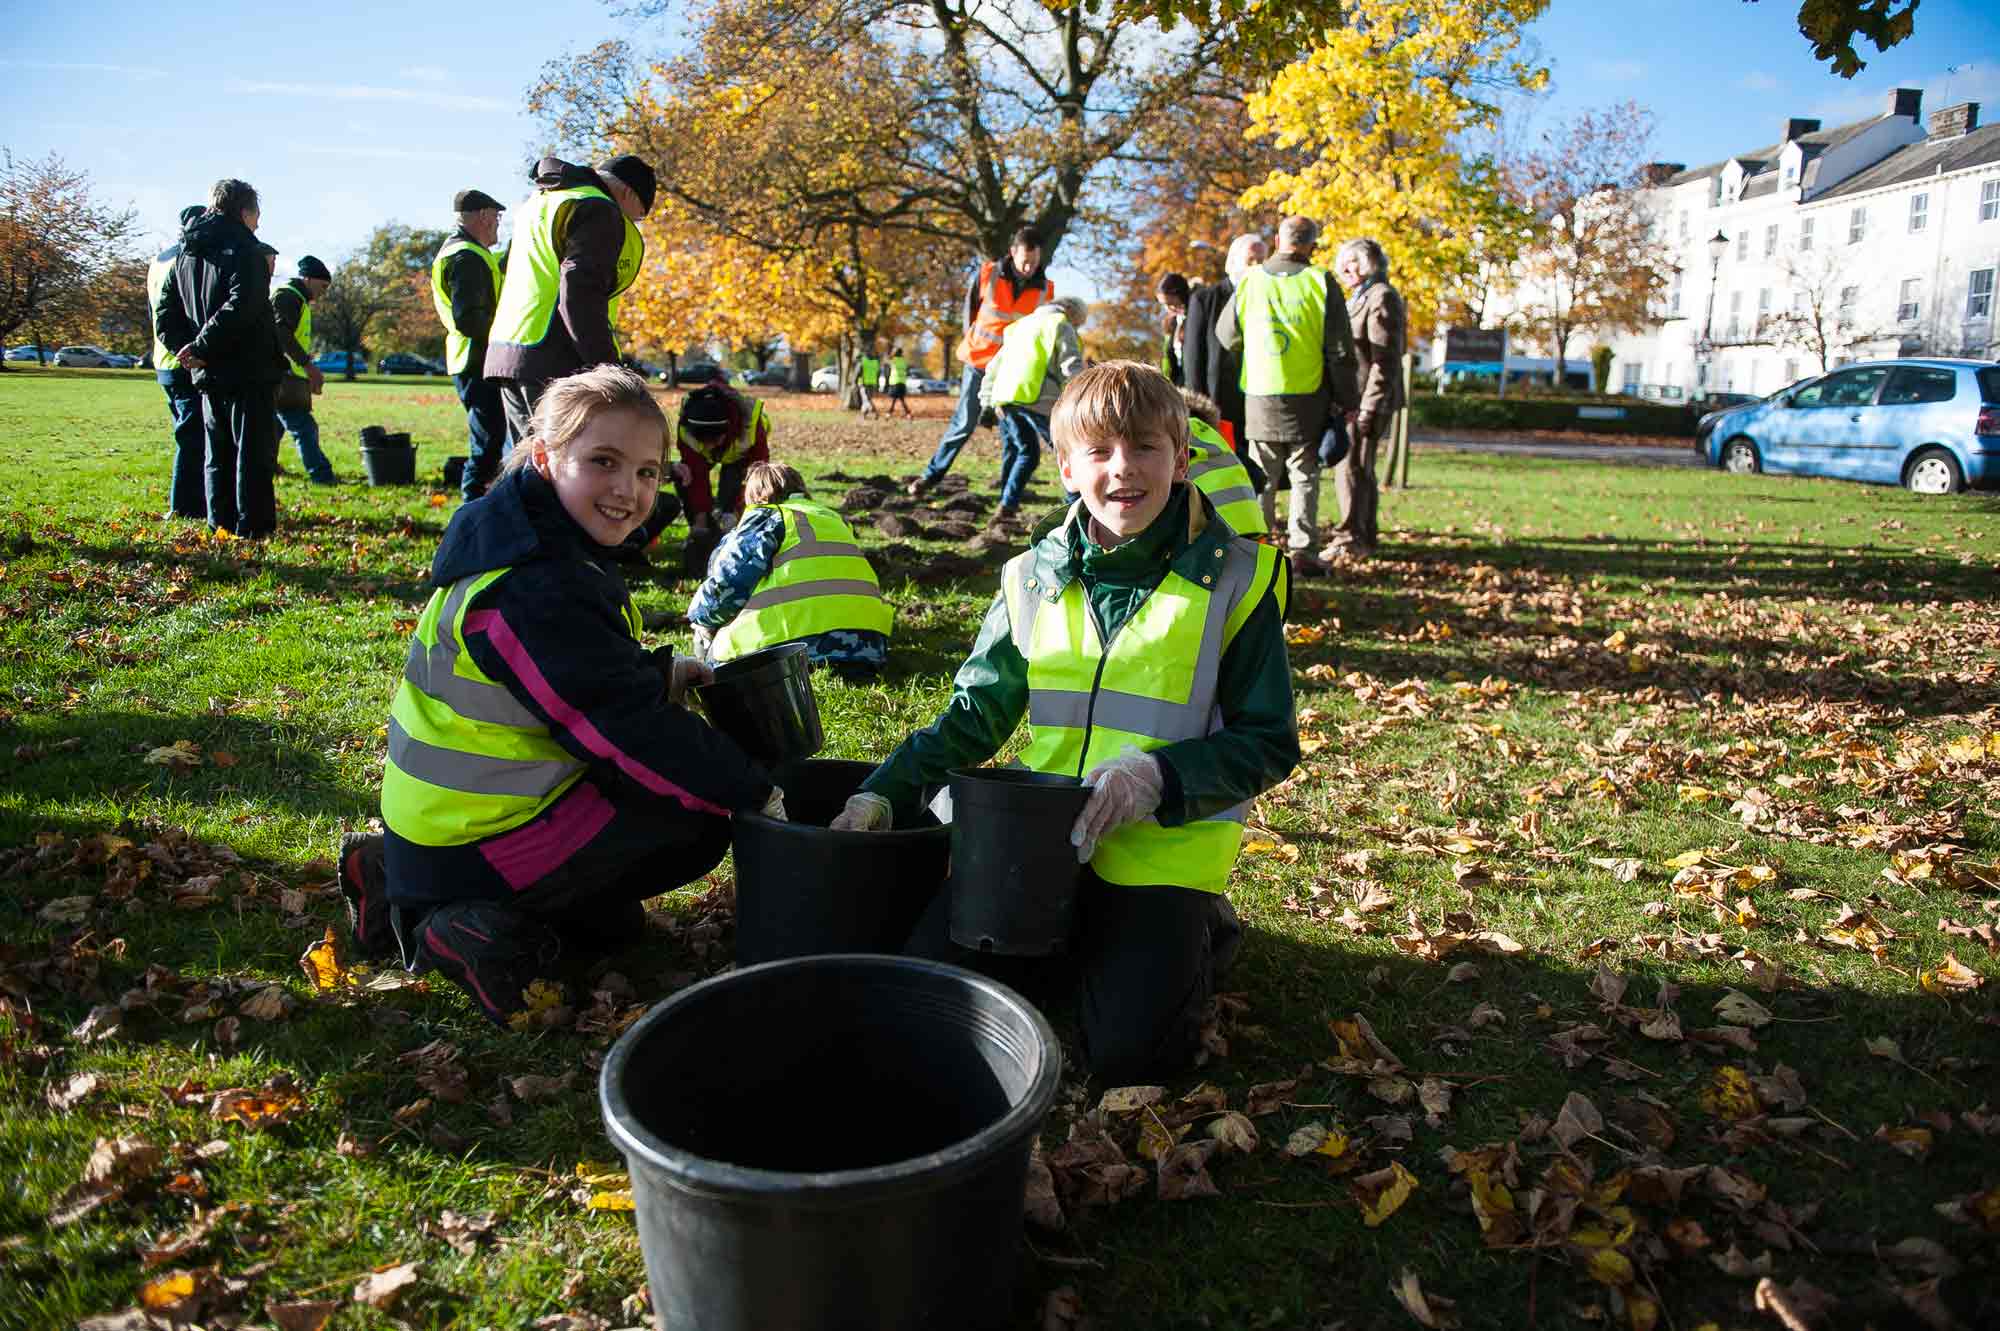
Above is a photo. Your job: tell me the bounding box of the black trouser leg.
[1074,880,1239,1086]
[164,377,207,518]
[200,390,239,534]
[233,381,279,536]
[457,369,508,499]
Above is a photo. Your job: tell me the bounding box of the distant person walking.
[432,188,509,500]
[148,204,208,521]
[1155,272,1189,386]
[906,227,1054,497]
[857,346,880,419]
[885,346,912,417]
[271,255,338,485]
[1322,238,1406,560]
[1182,233,1266,451]
[1217,216,1358,577]
[485,154,654,442]
[155,179,287,539]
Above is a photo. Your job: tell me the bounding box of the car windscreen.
[1979,368,2000,404]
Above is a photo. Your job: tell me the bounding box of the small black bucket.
[359,425,387,448]
[442,455,467,489]
[695,641,823,766]
[360,440,416,486]
[601,955,1061,1331]
[946,767,1090,956]
[732,759,946,967]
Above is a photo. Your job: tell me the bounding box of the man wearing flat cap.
[485,153,654,442]
[272,255,338,485]
[432,188,509,500]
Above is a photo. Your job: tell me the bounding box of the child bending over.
[832,361,1298,1083]
[686,461,892,680]
[339,365,783,1025]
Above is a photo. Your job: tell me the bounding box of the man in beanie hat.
[155,179,287,538]
[149,204,210,520]
[646,378,770,555]
[271,255,338,485]
[484,154,654,441]
[432,188,509,499]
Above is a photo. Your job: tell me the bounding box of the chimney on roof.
[1782,117,1821,142]
[1928,102,1980,140]
[1889,87,1923,120]
[1640,162,1685,186]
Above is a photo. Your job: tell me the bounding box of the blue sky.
[3,0,1995,303]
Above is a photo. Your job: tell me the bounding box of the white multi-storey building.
[1607,89,2000,399]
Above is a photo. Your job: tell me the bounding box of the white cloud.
[1737,71,1780,92]
[1809,63,2000,125]
[224,79,510,115]
[0,59,168,79]
[1588,59,1646,83]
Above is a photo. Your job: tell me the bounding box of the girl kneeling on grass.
[338,364,783,1026]
[686,461,893,682]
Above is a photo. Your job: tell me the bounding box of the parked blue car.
[313,350,368,375]
[1698,358,2000,494]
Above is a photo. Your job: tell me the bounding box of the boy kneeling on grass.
[338,365,783,1026]
[831,361,1299,1083]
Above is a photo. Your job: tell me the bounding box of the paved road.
[1411,432,1700,468]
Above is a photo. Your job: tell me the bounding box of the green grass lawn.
[2,366,1997,1331]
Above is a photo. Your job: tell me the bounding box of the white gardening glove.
[830,792,893,832]
[1070,747,1165,864]
[666,655,713,705]
[760,786,788,821]
[691,623,715,663]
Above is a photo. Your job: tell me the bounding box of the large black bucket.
[731,759,946,966]
[695,641,823,766]
[600,955,1061,1331]
[361,441,416,486]
[946,767,1091,956]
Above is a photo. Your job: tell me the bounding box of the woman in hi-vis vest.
[906,226,1054,497]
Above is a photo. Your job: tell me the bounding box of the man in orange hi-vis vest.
[905,226,1054,498]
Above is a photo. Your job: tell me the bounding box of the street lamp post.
[1697,229,1728,389]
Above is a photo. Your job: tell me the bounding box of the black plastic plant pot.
[945,767,1090,956]
[731,758,946,967]
[695,641,824,766]
[360,443,416,486]
[358,424,387,447]
[600,955,1062,1331]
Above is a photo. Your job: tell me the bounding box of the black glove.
[1318,416,1350,469]
[979,406,998,430]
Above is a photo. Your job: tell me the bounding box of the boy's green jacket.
[862,485,1299,830]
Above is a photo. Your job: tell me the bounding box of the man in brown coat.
[1322,237,1405,559]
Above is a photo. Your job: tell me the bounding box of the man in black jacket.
[154,179,286,538]
[432,188,509,500]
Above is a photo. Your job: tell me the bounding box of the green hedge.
[1409,394,1695,437]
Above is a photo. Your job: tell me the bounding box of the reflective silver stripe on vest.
[743,578,883,611]
[387,717,578,798]
[1016,535,1265,743]
[768,511,868,568]
[1203,484,1257,508]
[403,579,543,728]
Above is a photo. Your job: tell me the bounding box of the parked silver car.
[1697,358,1999,494]
[53,345,115,368]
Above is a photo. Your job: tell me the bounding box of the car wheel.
[1721,437,1760,474]
[1903,447,1964,496]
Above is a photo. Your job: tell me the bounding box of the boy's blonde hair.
[503,364,667,472]
[1050,361,1190,458]
[743,461,807,507]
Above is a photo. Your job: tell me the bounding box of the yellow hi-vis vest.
[1187,418,1267,536]
[147,245,180,371]
[488,184,644,353]
[1003,517,1284,893]
[858,355,879,387]
[677,396,767,466]
[274,279,312,380]
[985,304,1067,406]
[381,567,641,846]
[430,236,503,374]
[711,498,894,661]
[888,354,909,386]
[1236,264,1328,396]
